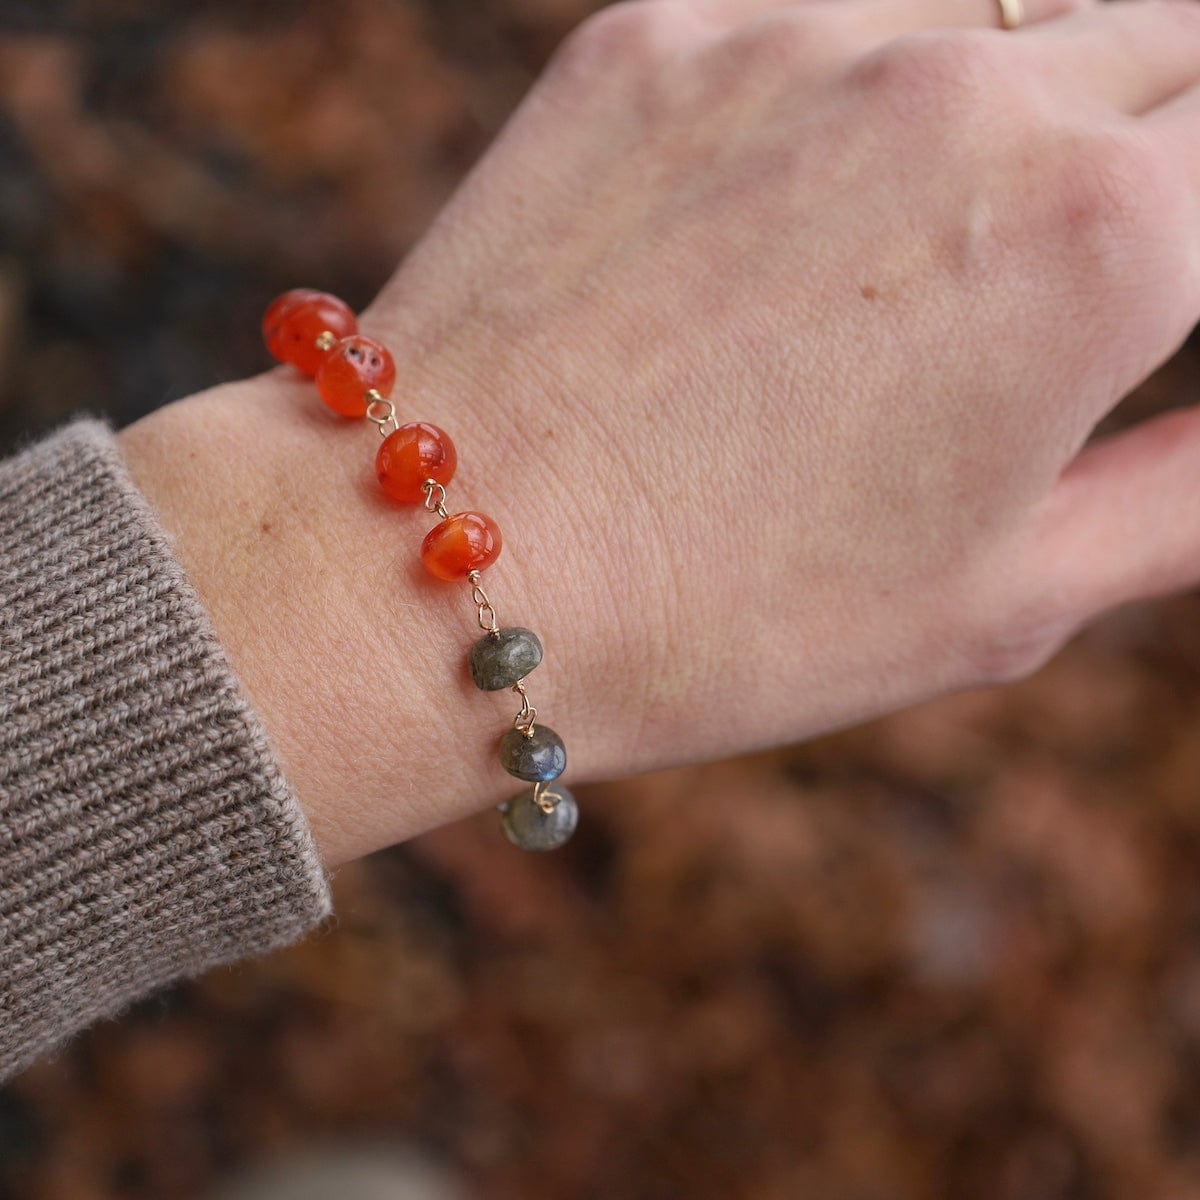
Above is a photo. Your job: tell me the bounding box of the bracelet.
[261,289,577,852]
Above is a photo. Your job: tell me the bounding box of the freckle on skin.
[261,520,272,534]
[860,284,878,301]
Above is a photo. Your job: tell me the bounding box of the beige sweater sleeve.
[0,413,333,1081]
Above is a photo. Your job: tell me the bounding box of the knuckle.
[846,30,1011,123]
[1049,129,1180,271]
[1140,0,1200,35]
[961,588,1074,687]
[719,10,852,77]
[551,1,686,79]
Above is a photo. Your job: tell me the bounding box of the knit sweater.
[0,413,333,1082]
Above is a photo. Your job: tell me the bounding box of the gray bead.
[500,785,579,851]
[468,627,544,691]
[499,724,566,782]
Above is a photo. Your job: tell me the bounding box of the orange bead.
[261,289,318,359]
[315,335,396,418]
[421,512,502,581]
[264,291,356,376]
[376,423,457,503]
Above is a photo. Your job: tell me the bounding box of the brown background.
[2,2,1200,1198]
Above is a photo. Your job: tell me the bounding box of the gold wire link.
[421,479,450,521]
[314,329,338,352]
[364,389,399,437]
[466,570,500,636]
[532,779,562,814]
[463,573,541,742]
[511,679,537,737]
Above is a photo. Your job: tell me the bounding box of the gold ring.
[995,0,1023,29]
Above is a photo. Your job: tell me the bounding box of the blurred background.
[3,1,1200,1198]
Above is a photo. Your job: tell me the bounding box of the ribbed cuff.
[0,413,333,1081]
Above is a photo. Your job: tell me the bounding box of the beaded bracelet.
[261,288,577,851]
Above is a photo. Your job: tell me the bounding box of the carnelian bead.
[421,512,502,581]
[265,291,357,376]
[261,288,318,358]
[315,335,396,418]
[262,289,318,355]
[376,423,457,503]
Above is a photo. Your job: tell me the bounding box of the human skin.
[116,0,1200,868]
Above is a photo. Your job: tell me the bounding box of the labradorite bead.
[468,627,543,691]
[501,785,579,851]
[499,724,566,782]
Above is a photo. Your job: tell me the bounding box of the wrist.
[114,360,635,866]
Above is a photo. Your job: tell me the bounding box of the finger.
[695,0,1086,33]
[1148,76,1200,187]
[1019,0,1200,116]
[828,0,1085,36]
[1031,405,1200,616]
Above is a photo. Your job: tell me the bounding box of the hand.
[118,0,1200,866]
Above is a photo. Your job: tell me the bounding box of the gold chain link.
[467,571,539,740]
[511,679,537,737]
[466,570,500,636]
[421,478,450,520]
[364,389,399,438]
[464,572,542,741]
[532,779,562,814]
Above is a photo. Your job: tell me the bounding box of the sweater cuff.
[0,413,333,1081]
